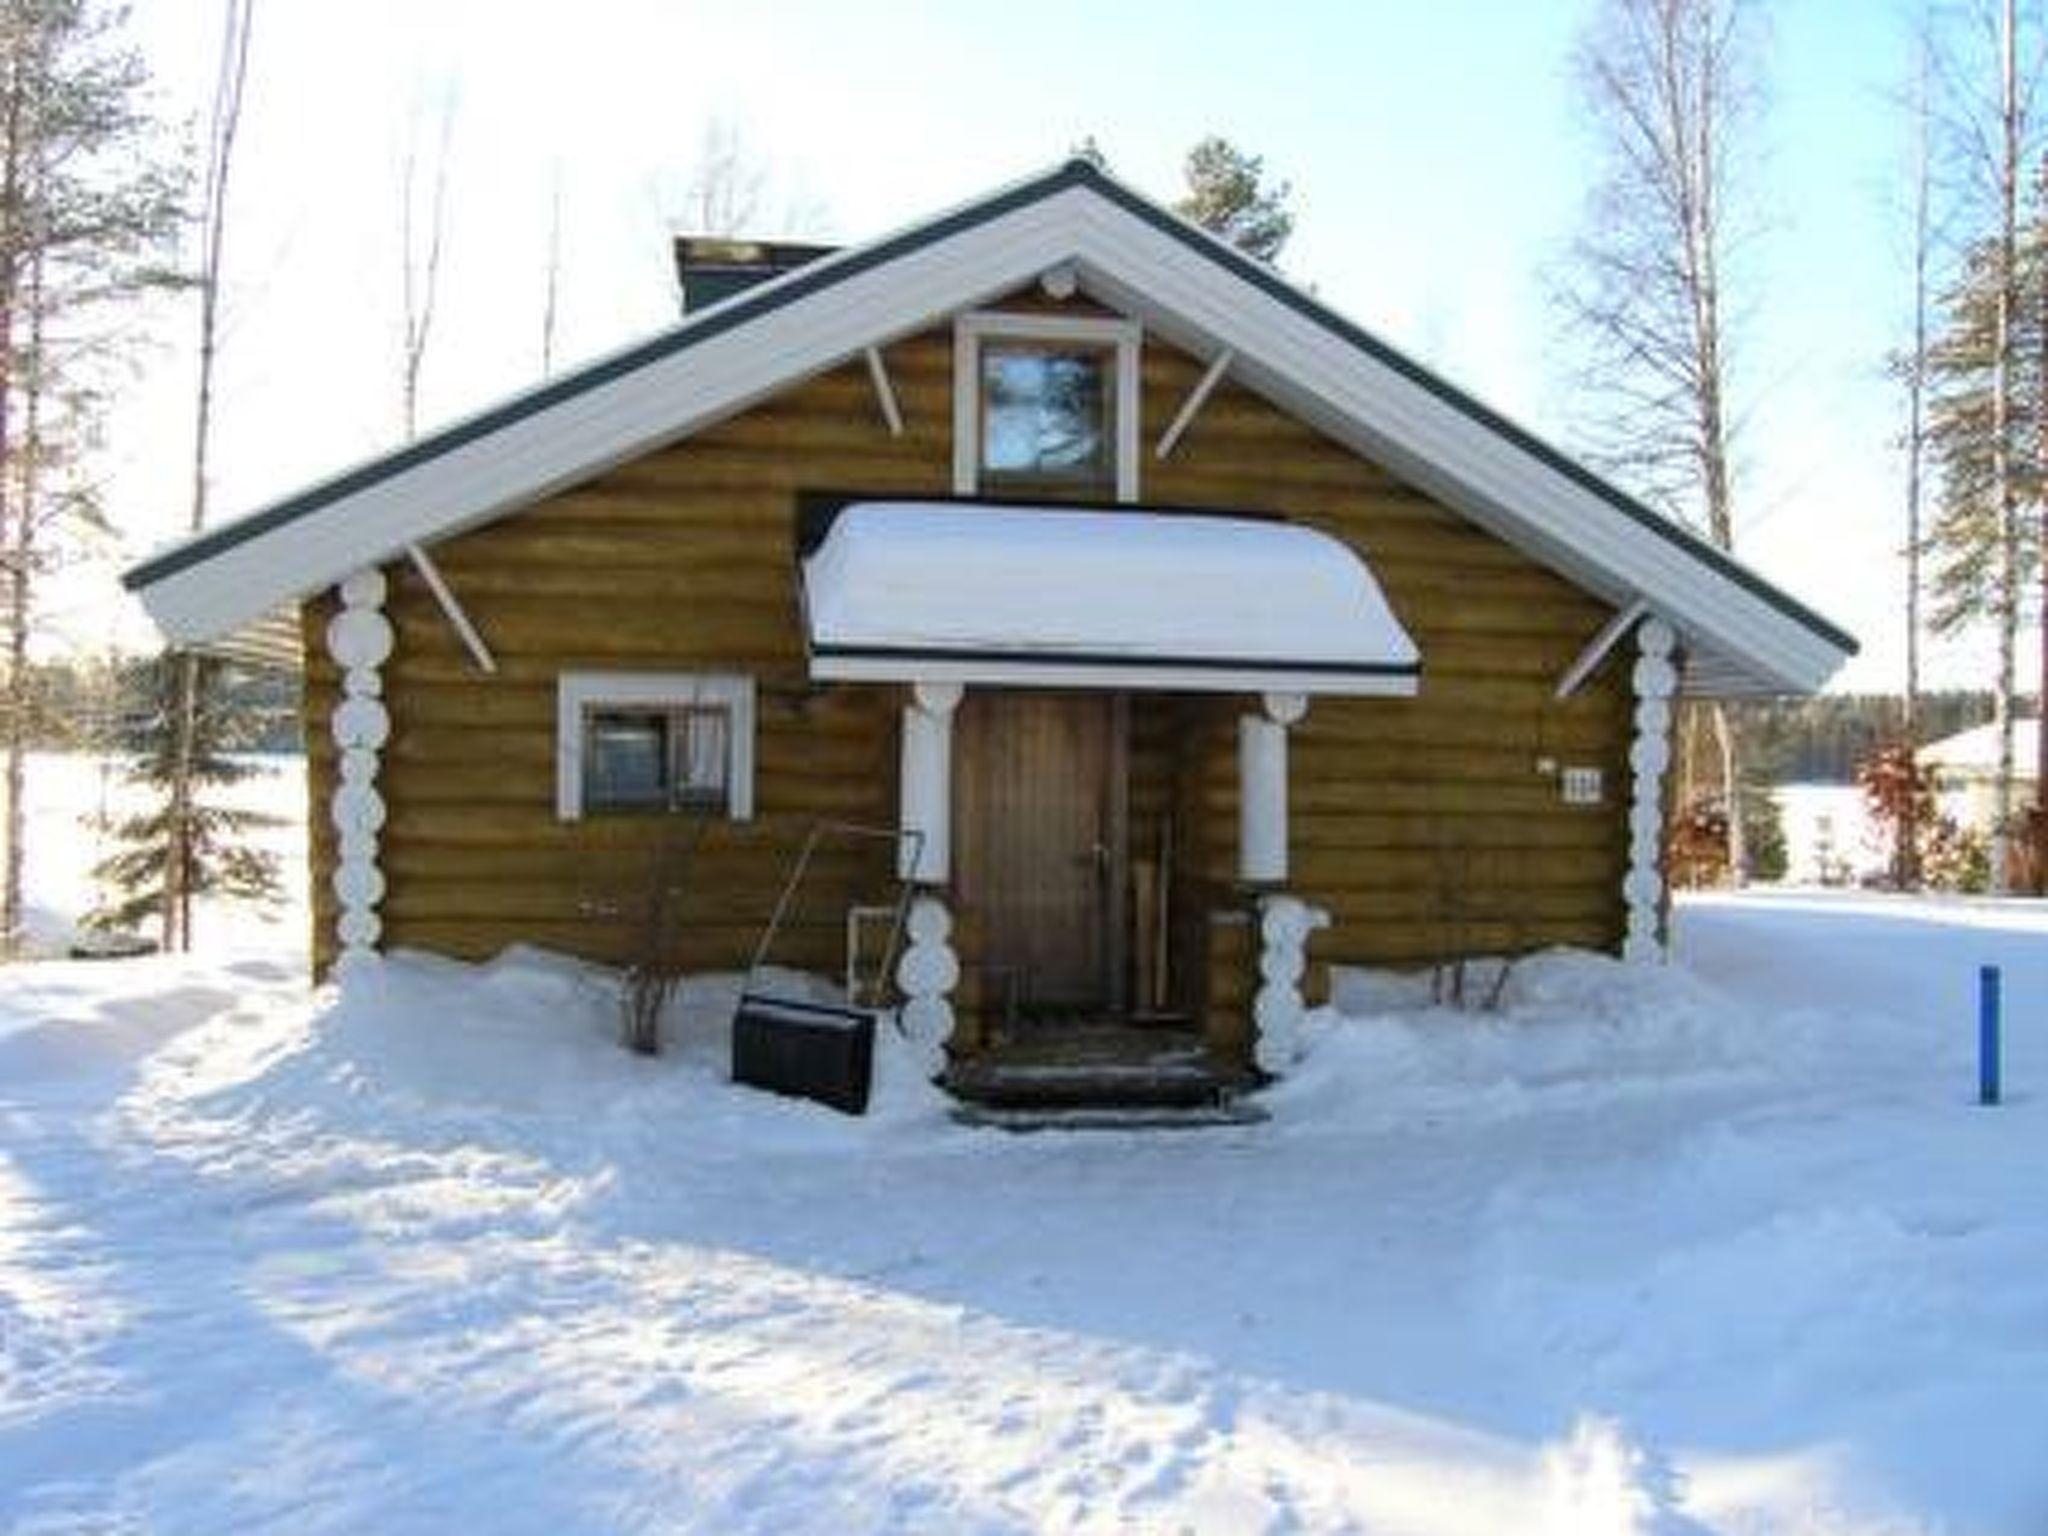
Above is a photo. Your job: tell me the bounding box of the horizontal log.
[378,714,890,768]
[384,880,886,927]
[1317,917,1622,967]
[376,765,892,813]
[1289,738,1624,780]
[376,777,890,836]
[382,653,816,689]
[411,552,798,592]
[379,916,796,970]
[1199,779,1594,818]
[382,844,892,887]
[1299,708,1623,752]
[1296,848,1619,889]
[1145,471,1462,521]
[1288,811,1624,852]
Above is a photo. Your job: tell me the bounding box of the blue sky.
[95,0,1960,693]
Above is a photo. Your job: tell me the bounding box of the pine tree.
[1924,232,2045,633]
[90,654,280,935]
[0,0,184,950]
[1920,0,2045,891]
[1174,137,1294,262]
[1924,210,2046,886]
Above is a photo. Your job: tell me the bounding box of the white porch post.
[326,568,393,976]
[1239,690,1304,883]
[895,680,961,1073]
[898,680,960,882]
[1254,895,1330,1075]
[1239,692,1327,1075]
[1624,617,1678,961]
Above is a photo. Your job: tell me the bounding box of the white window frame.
[953,310,1142,502]
[556,671,756,821]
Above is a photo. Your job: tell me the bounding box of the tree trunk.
[161,0,256,953]
[1988,0,2021,896]
[3,233,51,955]
[1899,42,1932,892]
[0,39,27,953]
[2036,154,2048,893]
[1709,701,1744,883]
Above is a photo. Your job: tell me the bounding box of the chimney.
[671,236,837,314]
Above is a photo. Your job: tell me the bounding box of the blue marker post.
[1979,964,2003,1107]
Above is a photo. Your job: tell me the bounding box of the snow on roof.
[1917,717,2041,778]
[801,501,1421,696]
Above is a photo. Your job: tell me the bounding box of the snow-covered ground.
[2,888,2043,1533]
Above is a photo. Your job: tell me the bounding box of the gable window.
[954,311,1140,501]
[982,345,1113,488]
[557,673,755,821]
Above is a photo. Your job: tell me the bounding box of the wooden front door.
[955,691,1121,1019]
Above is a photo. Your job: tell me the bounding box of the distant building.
[1918,718,2041,831]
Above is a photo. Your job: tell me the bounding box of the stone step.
[952,1101,1270,1133]
[944,1028,1258,1112]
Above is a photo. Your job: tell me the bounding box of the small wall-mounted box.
[1561,766,1604,806]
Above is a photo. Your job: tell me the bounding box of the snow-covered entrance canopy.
[800,501,1421,695]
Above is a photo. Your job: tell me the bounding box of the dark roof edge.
[124,158,1857,664]
[810,642,1422,678]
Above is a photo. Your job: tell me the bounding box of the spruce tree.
[90,654,280,938]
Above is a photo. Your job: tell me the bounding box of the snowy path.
[2,898,2046,1533]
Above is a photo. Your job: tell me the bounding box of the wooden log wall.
[1139,343,1632,969]
[304,290,1631,992]
[305,328,959,975]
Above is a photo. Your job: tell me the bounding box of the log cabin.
[123,160,1853,1105]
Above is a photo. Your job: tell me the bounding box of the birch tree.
[1983,0,2024,891]
[674,118,765,239]
[1893,35,1939,889]
[398,91,453,441]
[540,165,561,376]
[1554,0,1762,882]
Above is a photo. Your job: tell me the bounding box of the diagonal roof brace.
[1556,597,1654,700]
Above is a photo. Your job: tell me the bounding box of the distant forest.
[1735,691,2019,785]
[21,657,300,755]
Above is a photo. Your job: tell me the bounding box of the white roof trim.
[801,501,1421,697]
[125,162,1852,696]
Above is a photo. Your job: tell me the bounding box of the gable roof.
[124,159,1854,695]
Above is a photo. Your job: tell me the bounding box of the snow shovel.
[730,821,921,1115]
